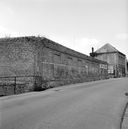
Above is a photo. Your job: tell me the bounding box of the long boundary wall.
[0,36,108,96]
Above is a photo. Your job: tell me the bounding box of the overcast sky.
[0,0,128,57]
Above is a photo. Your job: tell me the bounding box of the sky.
[0,0,128,58]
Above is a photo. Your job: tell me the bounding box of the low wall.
[0,83,28,96]
[0,76,35,96]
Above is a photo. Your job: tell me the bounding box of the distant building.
[126,59,128,76]
[90,43,127,77]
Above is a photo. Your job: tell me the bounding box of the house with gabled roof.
[90,43,127,77]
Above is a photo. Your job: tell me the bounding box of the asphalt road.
[0,78,128,129]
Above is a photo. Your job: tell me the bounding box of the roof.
[95,43,125,56]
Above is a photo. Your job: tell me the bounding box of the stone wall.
[0,37,37,96]
[0,36,108,96]
[0,76,35,96]
[36,37,108,88]
[0,37,35,77]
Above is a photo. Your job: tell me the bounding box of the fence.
[0,76,40,96]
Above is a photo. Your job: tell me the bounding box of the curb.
[120,94,128,129]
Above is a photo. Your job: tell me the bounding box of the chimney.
[90,47,97,57]
[92,47,94,53]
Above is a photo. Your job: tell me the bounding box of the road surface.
[0,78,128,129]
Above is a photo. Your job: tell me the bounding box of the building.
[126,59,128,76]
[90,43,127,77]
[0,36,108,96]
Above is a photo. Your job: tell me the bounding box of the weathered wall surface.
[0,36,108,96]
[0,37,36,95]
[96,52,126,77]
[95,53,117,76]
[95,53,117,65]
[117,52,126,77]
[0,37,35,76]
[36,38,108,88]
